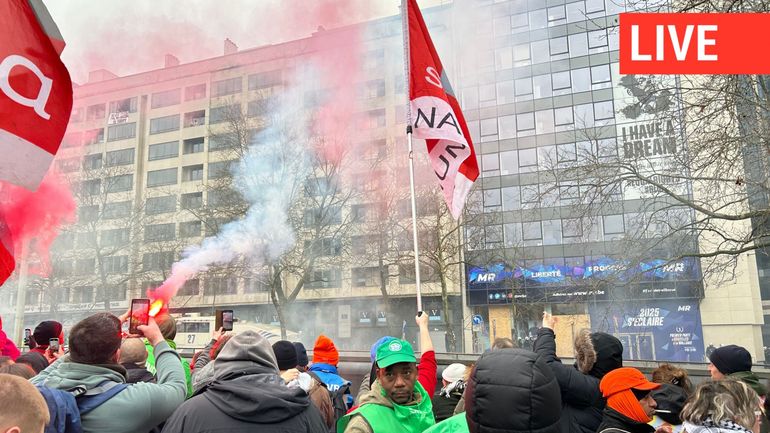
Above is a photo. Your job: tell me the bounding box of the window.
[594,101,615,121]
[591,64,612,86]
[486,225,503,248]
[83,154,102,170]
[148,141,179,160]
[147,168,177,187]
[145,223,175,242]
[515,77,533,97]
[588,30,608,49]
[81,179,100,196]
[304,207,342,226]
[74,258,95,275]
[572,68,591,93]
[210,105,239,124]
[178,279,200,296]
[208,161,233,179]
[146,195,176,215]
[107,122,136,141]
[305,237,342,256]
[149,115,180,134]
[183,137,204,154]
[151,88,181,108]
[513,44,531,64]
[101,228,129,247]
[557,143,577,162]
[62,132,83,148]
[535,110,555,134]
[103,201,131,219]
[212,77,242,97]
[184,84,206,101]
[351,235,372,255]
[480,118,498,141]
[244,276,269,293]
[358,79,386,99]
[550,37,569,56]
[86,103,105,121]
[533,74,552,98]
[109,97,137,114]
[77,232,96,248]
[306,268,342,288]
[483,188,501,210]
[105,148,134,166]
[78,205,98,223]
[519,148,537,171]
[567,1,587,22]
[521,184,540,208]
[529,8,547,29]
[105,174,133,193]
[352,267,380,287]
[70,107,83,122]
[603,214,625,236]
[106,284,127,301]
[569,33,589,58]
[249,70,282,90]
[522,221,542,241]
[360,109,386,129]
[56,157,80,173]
[247,99,270,117]
[180,221,201,238]
[499,115,516,140]
[499,151,518,175]
[552,71,571,91]
[143,251,175,271]
[363,49,385,70]
[181,192,203,209]
[102,255,128,274]
[562,218,583,239]
[184,110,206,127]
[209,132,238,150]
[84,128,104,144]
[586,0,605,13]
[72,286,94,303]
[207,277,238,295]
[305,176,335,196]
[183,164,204,182]
[542,220,562,245]
[512,13,528,31]
[548,5,566,22]
[555,107,575,128]
[502,186,521,211]
[53,233,74,251]
[516,112,535,132]
[481,153,499,177]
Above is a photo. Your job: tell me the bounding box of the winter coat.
[191,339,217,394]
[310,362,353,408]
[145,339,192,397]
[597,407,655,433]
[162,330,327,433]
[423,413,469,433]
[31,341,186,433]
[0,325,19,360]
[534,328,623,433]
[341,380,435,433]
[121,362,155,383]
[465,348,561,433]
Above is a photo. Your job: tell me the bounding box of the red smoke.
[0,170,76,277]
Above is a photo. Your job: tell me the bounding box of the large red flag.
[406,0,479,219]
[0,0,73,285]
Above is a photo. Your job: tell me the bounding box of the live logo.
[619,13,770,74]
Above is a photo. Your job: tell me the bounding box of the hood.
[205,372,311,423]
[466,348,561,433]
[575,330,623,378]
[729,371,768,396]
[211,330,278,380]
[38,357,127,390]
[650,384,687,425]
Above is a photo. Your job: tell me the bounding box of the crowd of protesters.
[1,310,769,433]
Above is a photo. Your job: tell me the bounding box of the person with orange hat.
[309,334,353,409]
[598,367,663,433]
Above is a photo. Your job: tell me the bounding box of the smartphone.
[23,328,31,344]
[129,298,151,334]
[215,309,234,331]
[49,338,60,352]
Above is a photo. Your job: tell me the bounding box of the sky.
[43,0,444,85]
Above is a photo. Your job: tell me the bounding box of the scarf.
[441,379,466,398]
[682,417,753,433]
[607,389,651,423]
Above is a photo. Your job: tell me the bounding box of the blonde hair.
[0,374,50,432]
[681,379,759,430]
[652,363,692,395]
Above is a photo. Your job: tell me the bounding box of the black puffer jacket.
[597,407,655,433]
[533,328,623,433]
[465,348,561,433]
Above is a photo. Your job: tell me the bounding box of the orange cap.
[600,367,660,398]
[312,334,339,366]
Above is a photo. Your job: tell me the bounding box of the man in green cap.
[339,315,435,433]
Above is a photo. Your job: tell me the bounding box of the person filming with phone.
[31,311,187,433]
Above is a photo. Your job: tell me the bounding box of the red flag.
[0,0,72,190]
[406,0,479,219]
[0,0,73,285]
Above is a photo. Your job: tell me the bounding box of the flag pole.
[402,0,422,313]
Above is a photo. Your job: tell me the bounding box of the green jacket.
[423,413,469,433]
[339,380,435,433]
[145,338,192,397]
[32,341,186,433]
[729,371,768,396]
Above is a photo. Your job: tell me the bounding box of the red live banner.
[619,13,770,74]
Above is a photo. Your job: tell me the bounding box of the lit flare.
[149,299,164,317]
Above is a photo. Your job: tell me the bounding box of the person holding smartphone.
[31,312,187,433]
[29,320,64,364]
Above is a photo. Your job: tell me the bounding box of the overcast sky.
[44,1,450,85]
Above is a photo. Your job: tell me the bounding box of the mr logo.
[0,54,54,120]
[677,305,691,312]
[475,273,497,283]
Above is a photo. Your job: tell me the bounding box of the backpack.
[307,376,335,430]
[307,371,352,432]
[37,381,128,433]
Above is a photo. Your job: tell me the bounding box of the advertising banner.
[588,300,704,362]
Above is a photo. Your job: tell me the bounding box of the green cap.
[376,339,416,368]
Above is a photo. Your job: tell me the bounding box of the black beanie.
[650,384,688,425]
[33,320,63,345]
[272,340,299,371]
[709,345,752,375]
[294,342,309,367]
